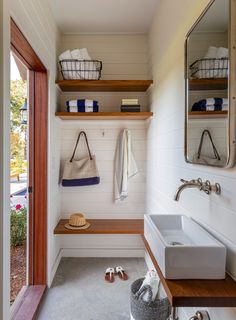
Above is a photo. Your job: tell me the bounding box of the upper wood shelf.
[189,78,228,91]
[55,79,153,92]
[188,111,228,119]
[142,235,236,307]
[54,219,144,235]
[55,112,153,120]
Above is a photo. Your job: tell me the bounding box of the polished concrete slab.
[37,258,147,320]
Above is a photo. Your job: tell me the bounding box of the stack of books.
[120,99,140,112]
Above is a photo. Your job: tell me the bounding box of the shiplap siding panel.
[60,92,149,112]
[59,121,147,220]
[58,31,148,261]
[59,34,149,80]
[148,1,236,319]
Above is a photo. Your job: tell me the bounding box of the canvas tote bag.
[192,129,226,166]
[62,131,100,186]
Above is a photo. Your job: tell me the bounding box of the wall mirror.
[185,0,236,168]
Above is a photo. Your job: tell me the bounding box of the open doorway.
[10,52,29,305]
[10,18,48,318]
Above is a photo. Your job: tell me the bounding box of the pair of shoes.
[105,266,128,283]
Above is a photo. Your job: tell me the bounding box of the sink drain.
[170,241,183,246]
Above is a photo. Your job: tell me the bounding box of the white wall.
[57,119,147,257]
[59,121,146,219]
[59,34,149,80]
[187,118,228,162]
[56,34,149,259]
[148,0,236,319]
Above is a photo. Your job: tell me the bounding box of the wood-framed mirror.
[185,0,236,168]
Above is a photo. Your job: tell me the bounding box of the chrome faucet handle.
[180,178,189,183]
[201,180,213,195]
[197,178,203,184]
[212,182,221,195]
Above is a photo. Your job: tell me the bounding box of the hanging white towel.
[114,129,138,201]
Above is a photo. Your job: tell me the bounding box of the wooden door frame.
[10,18,47,286]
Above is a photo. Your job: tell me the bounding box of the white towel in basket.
[59,48,99,80]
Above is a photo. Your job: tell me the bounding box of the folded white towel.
[206,105,228,111]
[71,49,83,60]
[67,100,77,107]
[206,98,228,106]
[114,129,138,201]
[80,48,91,60]
[60,48,92,61]
[204,46,228,59]
[59,50,72,61]
[216,47,228,59]
[204,46,218,59]
[67,105,77,112]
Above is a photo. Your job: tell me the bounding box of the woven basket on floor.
[130,278,171,320]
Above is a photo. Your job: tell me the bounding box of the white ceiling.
[48,0,159,34]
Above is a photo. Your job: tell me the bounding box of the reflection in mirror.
[185,0,230,167]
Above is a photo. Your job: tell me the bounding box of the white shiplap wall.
[59,34,149,80]
[148,0,236,319]
[57,120,147,256]
[60,91,149,112]
[58,33,149,258]
[59,121,147,219]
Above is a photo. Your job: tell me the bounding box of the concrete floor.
[37,257,147,320]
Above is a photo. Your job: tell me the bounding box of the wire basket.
[59,59,102,80]
[189,58,229,79]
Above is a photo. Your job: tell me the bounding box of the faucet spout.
[174,181,200,201]
[174,178,221,201]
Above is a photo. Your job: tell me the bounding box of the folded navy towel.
[191,98,227,112]
[66,99,98,108]
[67,105,99,112]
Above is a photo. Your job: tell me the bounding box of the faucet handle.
[180,178,188,183]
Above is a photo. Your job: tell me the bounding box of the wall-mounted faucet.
[174,178,221,201]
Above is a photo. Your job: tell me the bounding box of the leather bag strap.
[197,129,221,160]
[135,284,153,304]
[70,131,92,162]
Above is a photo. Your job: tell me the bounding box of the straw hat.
[65,213,90,230]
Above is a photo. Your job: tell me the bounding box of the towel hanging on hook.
[114,129,138,201]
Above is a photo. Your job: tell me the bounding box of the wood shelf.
[142,235,236,307]
[55,111,153,120]
[56,79,153,92]
[189,78,228,91]
[188,111,228,119]
[54,219,144,235]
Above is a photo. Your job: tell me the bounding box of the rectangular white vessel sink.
[144,214,226,279]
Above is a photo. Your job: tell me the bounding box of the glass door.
[10,52,29,306]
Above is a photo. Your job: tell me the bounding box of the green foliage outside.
[10,79,27,175]
[10,205,27,246]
